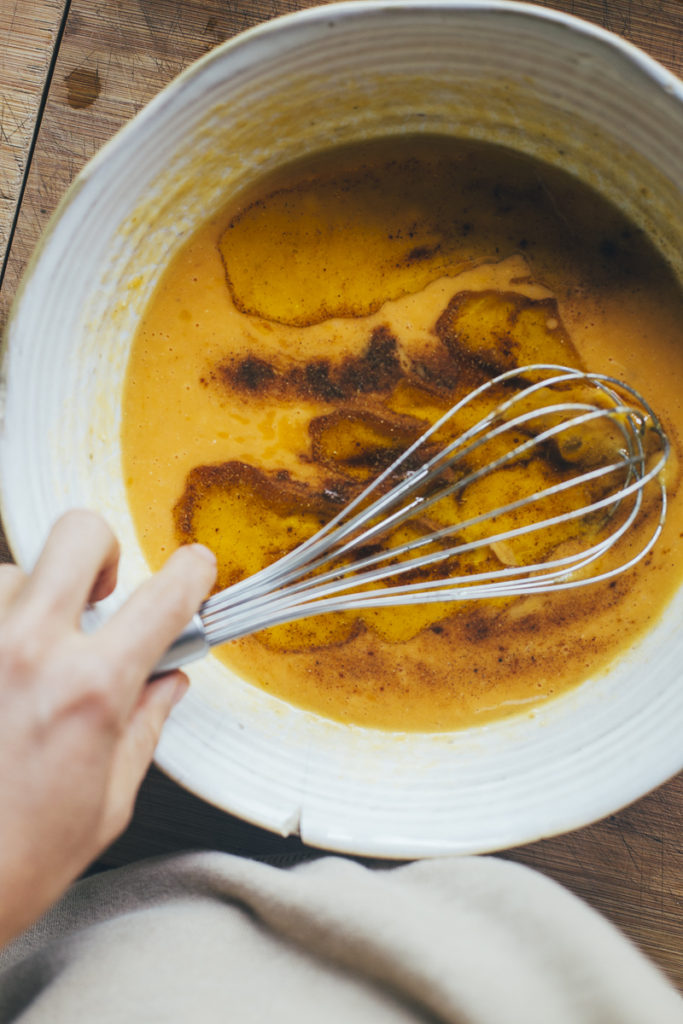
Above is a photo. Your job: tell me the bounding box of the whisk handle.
[153,613,209,676]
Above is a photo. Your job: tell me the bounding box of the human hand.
[0,510,216,947]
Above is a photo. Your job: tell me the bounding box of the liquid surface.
[122,137,683,731]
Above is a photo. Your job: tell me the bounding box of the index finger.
[14,511,120,627]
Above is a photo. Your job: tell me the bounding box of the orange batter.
[121,137,683,731]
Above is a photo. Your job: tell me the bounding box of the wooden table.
[1,0,682,990]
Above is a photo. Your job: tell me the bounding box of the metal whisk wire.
[155,364,669,674]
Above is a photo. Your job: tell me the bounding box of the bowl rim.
[2,0,682,858]
[5,0,683,365]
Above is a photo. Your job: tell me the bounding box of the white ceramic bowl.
[2,1,682,857]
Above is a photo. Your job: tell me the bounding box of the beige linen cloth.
[0,851,680,1022]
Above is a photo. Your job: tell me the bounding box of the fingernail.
[188,544,217,567]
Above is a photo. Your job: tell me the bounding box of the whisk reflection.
[156,364,669,674]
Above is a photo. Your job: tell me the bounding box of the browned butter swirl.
[122,137,683,731]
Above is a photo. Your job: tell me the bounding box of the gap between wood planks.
[0,0,72,291]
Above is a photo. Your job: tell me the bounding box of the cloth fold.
[0,852,680,1023]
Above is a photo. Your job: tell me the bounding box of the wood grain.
[528,0,683,75]
[504,773,683,988]
[0,0,681,992]
[0,0,67,275]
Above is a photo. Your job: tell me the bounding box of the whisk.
[155,363,669,674]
